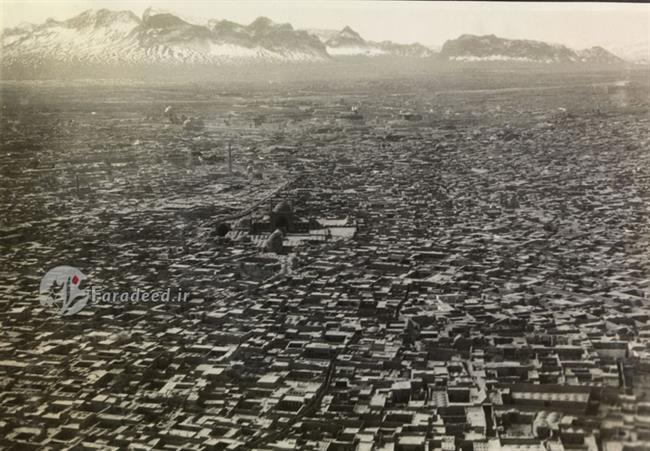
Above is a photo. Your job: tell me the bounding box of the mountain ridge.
[305,26,436,57]
[440,34,624,64]
[0,8,634,79]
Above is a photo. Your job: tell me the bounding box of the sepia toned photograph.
[1,0,649,449]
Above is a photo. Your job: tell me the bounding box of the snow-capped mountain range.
[440,34,624,64]
[1,8,329,67]
[305,26,435,57]
[0,7,637,78]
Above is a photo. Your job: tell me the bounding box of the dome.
[273,201,292,214]
[264,229,284,253]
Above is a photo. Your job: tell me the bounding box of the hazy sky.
[1,1,648,49]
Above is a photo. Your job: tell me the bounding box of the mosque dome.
[273,201,292,214]
[264,229,284,254]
